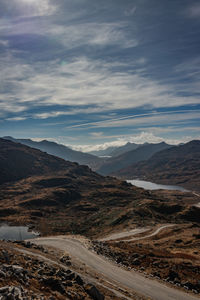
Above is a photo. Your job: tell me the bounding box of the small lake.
[127,179,188,192]
[0,225,39,241]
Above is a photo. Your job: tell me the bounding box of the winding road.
[31,226,199,300]
[193,192,200,208]
[100,224,175,242]
[99,227,150,242]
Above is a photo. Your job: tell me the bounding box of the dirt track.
[31,232,199,300]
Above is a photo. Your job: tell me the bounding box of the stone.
[75,275,84,286]
[12,265,24,274]
[132,258,140,266]
[64,272,75,281]
[2,251,9,263]
[168,270,179,281]
[6,293,15,300]
[0,286,9,293]
[42,277,66,294]
[132,253,140,258]
[84,284,104,300]
[12,287,21,296]
[0,270,6,278]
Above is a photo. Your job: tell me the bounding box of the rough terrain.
[31,227,200,300]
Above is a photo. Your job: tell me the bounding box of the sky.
[0,0,200,152]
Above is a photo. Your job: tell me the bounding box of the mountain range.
[88,142,141,157]
[3,136,102,169]
[114,140,200,191]
[0,138,198,238]
[3,137,173,177]
[96,142,172,175]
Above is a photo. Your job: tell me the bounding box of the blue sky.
[0,0,200,151]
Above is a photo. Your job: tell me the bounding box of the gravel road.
[31,234,199,300]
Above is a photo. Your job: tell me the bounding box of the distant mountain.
[110,142,141,157]
[3,136,102,169]
[114,140,200,191]
[88,146,118,157]
[0,138,75,184]
[96,142,172,175]
[88,142,141,157]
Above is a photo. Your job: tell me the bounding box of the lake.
[0,225,39,241]
[127,179,188,192]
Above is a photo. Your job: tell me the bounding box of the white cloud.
[1,19,137,50]
[137,126,200,135]
[1,54,199,119]
[0,40,9,47]
[187,3,200,18]
[6,116,27,121]
[124,6,137,17]
[71,131,199,153]
[15,0,57,17]
[47,22,138,49]
[90,132,104,138]
[72,139,128,152]
[33,107,103,119]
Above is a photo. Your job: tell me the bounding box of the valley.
[0,138,200,299]
[1,1,200,298]
[113,141,200,192]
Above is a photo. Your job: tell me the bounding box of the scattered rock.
[41,277,66,294]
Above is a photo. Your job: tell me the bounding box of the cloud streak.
[66,109,200,129]
[1,0,200,146]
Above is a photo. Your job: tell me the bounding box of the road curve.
[31,236,199,300]
[99,224,174,242]
[193,192,200,208]
[99,227,150,242]
[121,224,175,242]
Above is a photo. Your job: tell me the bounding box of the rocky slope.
[0,138,199,237]
[96,142,172,175]
[3,137,102,170]
[92,224,200,295]
[113,140,200,191]
[0,137,200,299]
[0,240,106,299]
[0,170,199,238]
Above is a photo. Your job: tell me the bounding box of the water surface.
[0,225,39,241]
[127,179,188,192]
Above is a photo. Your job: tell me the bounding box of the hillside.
[96,142,172,175]
[0,140,200,300]
[0,138,199,238]
[3,137,102,169]
[114,140,200,191]
[0,138,76,185]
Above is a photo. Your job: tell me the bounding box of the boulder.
[132,258,140,266]
[84,284,104,300]
[41,277,66,294]
[75,275,84,286]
